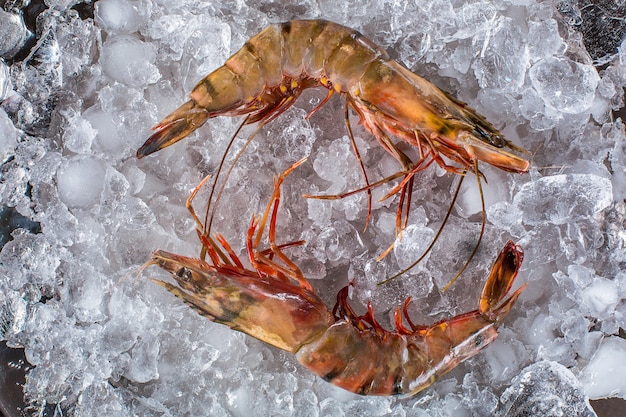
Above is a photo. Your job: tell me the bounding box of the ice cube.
[57,155,107,209]
[580,276,620,320]
[60,111,98,154]
[393,223,435,271]
[82,106,125,158]
[472,17,528,93]
[529,57,600,114]
[527,19,566,62]
[95,0,148,34]
[513,174,612,226]
[0,9,32,59]
[0,57,14,101]
[454,1,497,40]
[497,360,596,416]
[581,337,626,400]
[101,35,160,88]
[0,108,18,163]
[43,0,82,8]
[124,335,160,383]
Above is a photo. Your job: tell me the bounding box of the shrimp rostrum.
[137,20,529,225]
[144,162,527,397]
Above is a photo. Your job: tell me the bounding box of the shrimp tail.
[479,240,526,318]
[294,241,525,396]
[432,241,527,344]
[137,100,209,158]
[433,241,527,350]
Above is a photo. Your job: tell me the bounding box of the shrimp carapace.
[145,162,526,397]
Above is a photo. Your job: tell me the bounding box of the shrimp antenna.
[378,161,487,290]
[200,120,265,260]
[344,102,373,231]
[200,115,250,237]
[207,120,266,233]
[377,172,465,286]
[202,92,302,247]
[441,160,485,292]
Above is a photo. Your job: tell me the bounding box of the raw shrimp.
[137,20,529,282]
[137,20,529,174]
[144,160,527,397]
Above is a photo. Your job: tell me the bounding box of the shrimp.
[137,20,529,283]
[144,160,527,397]
[137,20,529,174]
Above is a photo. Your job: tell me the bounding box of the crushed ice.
[0,0,625,416]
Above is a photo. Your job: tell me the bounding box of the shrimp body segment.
[137,20,529,175]
[146,167,526,397]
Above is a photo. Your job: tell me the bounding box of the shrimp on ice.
[137,20,529,282]
[143,160,527,397]
[137,20,529,175]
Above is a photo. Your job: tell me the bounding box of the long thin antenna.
[377,173,466,286]
[202,114,251,237]
[205,119,266,240]
[441,160,486,292]
[344,102,372,231]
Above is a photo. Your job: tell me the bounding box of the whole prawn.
[137,20,528,174]
[144,160,527,397]
[137,20,529,282]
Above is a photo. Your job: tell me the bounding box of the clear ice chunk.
[0,59,12,101]
[56,155,107,209]
[527,19,566,62]
[472,17,528,93]
[94,0,149,34]
[60,111,98,154]
[581,337,626,400]
[496,360,596,416]
[512,174,612,226]
[580,276,620,320]
[0,108,18,163]
[124,335,160,383]
[393,223,435,271]
[529,57,600,114]
[0,9,32,59]
[101,35,160,88]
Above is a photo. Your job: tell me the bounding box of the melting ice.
[0,0,625,416]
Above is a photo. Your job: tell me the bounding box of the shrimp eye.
[474,127,505,148]
[489,134,505,148]
[474,333,484,347]
[176,267,192,282]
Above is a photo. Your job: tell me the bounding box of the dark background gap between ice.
[0,0,625,416]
